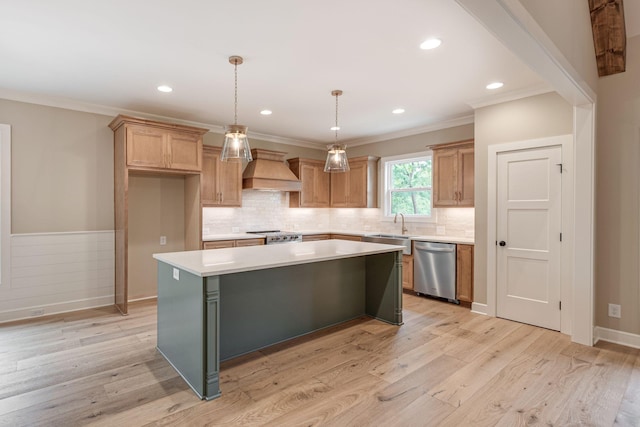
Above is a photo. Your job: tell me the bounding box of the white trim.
[11,230,114,237]
[471,302,488,315]
[0,296,114,324]
[594,327,640,350]
[0,124,11,290]
[128,295,158,303]
[487,135,574,328]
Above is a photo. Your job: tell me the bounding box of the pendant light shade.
[221,56,252,162]
[324,90,350,173]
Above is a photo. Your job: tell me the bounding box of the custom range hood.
[242,148,302,191]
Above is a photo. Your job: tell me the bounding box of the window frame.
[380,151,436,223]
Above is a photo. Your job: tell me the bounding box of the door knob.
[499,241,506,246]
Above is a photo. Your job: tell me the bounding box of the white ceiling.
[0,0,627,147]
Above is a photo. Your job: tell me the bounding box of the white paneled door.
[496,146,562,330]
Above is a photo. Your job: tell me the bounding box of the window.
[382,152,433,220]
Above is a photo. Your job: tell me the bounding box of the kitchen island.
[153,239,404,400]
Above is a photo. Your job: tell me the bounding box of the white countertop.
[154,239,405,277]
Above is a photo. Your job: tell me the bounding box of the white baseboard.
[128,295,157,303]
[593,326,640,350]
[0,295,114,324]
[471,302,488,315]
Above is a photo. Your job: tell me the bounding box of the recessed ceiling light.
[392,108,405,114]
[420,38,442,50]
[260,110,272,115]
[330,126,340,131]
[486,82,504,90]
[157,85,173,93]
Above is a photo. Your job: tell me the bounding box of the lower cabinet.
[402,254,414,291]
[456,244,474,303]
[302,234,331,242]
[203,238,265,250]
[330,234,362,241]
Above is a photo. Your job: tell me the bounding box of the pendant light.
[324,90,350,173]
[221,55,252,162]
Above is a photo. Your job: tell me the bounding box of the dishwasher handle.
[414,242,456,252]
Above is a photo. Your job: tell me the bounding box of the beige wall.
[128,175,186,300]
[347,124,474,158]
[595,35,640,335]
[0,99,114,233]
[473,92,573,303]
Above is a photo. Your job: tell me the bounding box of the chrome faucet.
[394,213,408,235]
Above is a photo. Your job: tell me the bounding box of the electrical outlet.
[608,303,621,318]
[30,309,44,317]
[203,227,210,235]
[160,236,167,245]
[232,227,240,233]
[172,268,180,281]
[436,226,446,235]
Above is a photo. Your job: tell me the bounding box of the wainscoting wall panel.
[0,231,114,323]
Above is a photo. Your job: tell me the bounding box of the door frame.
[0,124,11,290]
[487,135,573,335]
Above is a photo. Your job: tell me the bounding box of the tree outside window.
[386,156,432,217]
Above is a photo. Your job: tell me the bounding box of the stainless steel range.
[247,230,303,244]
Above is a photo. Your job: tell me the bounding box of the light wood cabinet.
[202,238,265,250]
[330,156,379,208]
[201,146,242,207]
[302,234,331,242]
[109,115,207,315]
[330,234,362,242]
[125,122,202,172]
[288,158,331,208]
[432,140,474,207]
[402,254,414,291]
[456,244,474,303]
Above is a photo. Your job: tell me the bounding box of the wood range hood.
[242,148,302,191]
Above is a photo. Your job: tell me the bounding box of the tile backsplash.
[203,190,474,238]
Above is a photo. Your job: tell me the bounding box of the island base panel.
[219,257,366,360]
[365,251,404,325]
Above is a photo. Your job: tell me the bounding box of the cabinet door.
[302,234,331,242]
[218,160,242,207]
[433,148,458,207]
[330,171,349,207]
[347,160,368,207]
[126,125,166,169]
[456,244,474,302]
[458,147,474,207]
[314,167,331,207]
[203,240,235,250]
[402,255,414,291]
[201,148,220,205]
[167,132,202,171]
[299,163,319,207]
[235,238,265,247]
[330,234,362,241]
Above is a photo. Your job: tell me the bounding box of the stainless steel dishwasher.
[413,241,457,302]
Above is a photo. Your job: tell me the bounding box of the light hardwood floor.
[1,294,638,426]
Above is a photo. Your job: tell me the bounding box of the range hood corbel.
[242,148,302,192]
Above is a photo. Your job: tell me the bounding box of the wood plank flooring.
[0,294,638,426]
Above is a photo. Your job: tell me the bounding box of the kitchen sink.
[362,234,412,255]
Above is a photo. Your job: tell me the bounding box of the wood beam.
[589,0,627,77]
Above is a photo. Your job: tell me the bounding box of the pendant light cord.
[234,60,238,126]
[335,92,339,144]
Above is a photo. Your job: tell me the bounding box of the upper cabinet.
[288,158,330,208]
[110,116,204,173]
[330,156,379,208]
[201,146,242,207]
[432,140,474,207]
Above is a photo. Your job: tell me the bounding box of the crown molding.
[465,82,554,109]
[344,115,475,147]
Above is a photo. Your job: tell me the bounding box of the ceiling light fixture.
[486,81,504,90]
[324,90,350,173]
[260,109,272,115]
[157,85,173,93]
[420,38,442,50]
[392,108,405,114]
[221,55,252,162]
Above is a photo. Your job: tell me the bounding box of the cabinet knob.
[499,241,506,246]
